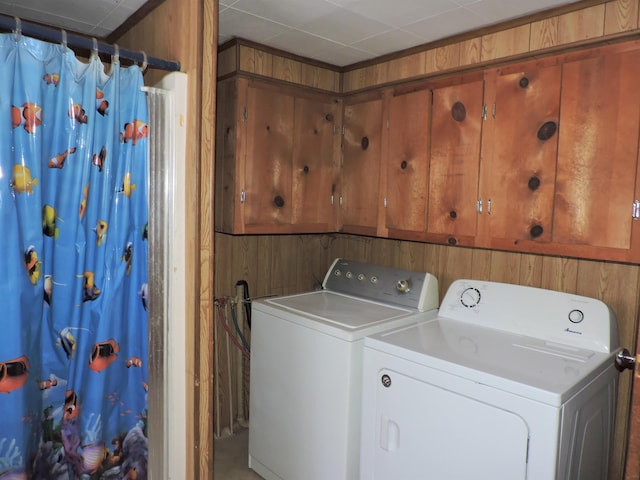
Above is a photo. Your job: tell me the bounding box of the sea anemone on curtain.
[0,33,149,479]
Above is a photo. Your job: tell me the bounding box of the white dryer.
[249,259,440,480]
[360,279,620,480]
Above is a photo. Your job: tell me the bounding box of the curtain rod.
[0,14,180,72]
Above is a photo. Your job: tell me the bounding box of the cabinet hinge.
[477,198,483,213]
[633,200,640,220]
[384,197,387,208]
[242,107,248,122]
[342,126,346,136]
[481,104,488,121]
[240,190,246,203]
[331,194,334,206]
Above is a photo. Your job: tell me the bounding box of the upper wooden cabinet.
[551,48,640,260]
[340,92,384,235]
[214,41,640,263]
[383,86,432,236]
[428,77,484,246]
[215,76,340,234]
[478,62,562,248]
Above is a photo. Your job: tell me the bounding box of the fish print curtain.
[0,33,149,479]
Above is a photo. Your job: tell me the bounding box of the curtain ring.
[92,37,99,58]
[14,17,21,42]
[140,51,148,73]
[112,43,120,65]
[61,29,68,51]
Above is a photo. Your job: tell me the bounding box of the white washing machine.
[360,279,621,480]
[248,258,440,480]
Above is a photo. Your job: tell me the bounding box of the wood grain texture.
[557,4,606,44]
[530,17,560,50]
[273,56,302,84]
[384,88,431,233]
[386,52,426,83]
[605,0,639,34]
[481,24,532,62]
[217,45,237,78]
[554,49,640,251]
[425,44,461,73]
[341,95,384,234]
[459,38,482,67]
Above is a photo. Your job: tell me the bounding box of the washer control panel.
[439,279,619,353]
[322,258,439,312]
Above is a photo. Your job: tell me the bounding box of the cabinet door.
[341,95,383,235]
[553,49,640,254]
[244,83,294,230]
[478,64,561,247]
[428,79,484,246]
[292,95,339,231]
[385,88,431,235]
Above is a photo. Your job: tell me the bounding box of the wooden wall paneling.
[539,255,579,293]
[557,4,606,44]
[300,63,340,92]
[459,37,482,67]
[254,49,274,77]
[385,52,427,83]
[434,244,475,294]
[238,46,256,73]
[481,24,532,62]
[295,234,332,289]
[530,17,560,50]
[517,252,545,287]
[217,44,237,77]
[485,250,523,284]
[605,0,639,35]
[342,63,389,93]
[273,56,302,84]
[425,44,461,74]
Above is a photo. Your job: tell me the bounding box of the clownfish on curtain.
[0,32,149,479]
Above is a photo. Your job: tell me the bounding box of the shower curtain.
[0,33,149,479]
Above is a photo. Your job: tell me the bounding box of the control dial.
[396,279,411,294]
[461,287,481,308]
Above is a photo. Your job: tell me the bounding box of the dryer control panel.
[439,279,620,354]
[322,258,439,312]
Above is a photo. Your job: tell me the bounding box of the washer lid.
[365,317,615,406]
[257,291,432,341]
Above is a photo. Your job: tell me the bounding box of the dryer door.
[371,368,530,479]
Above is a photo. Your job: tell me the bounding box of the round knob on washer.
[396,279,411,293]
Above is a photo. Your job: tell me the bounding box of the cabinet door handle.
[487,198,492,215]
[633,200,640,220]
[240,190,245,203]
[477,198,483,214]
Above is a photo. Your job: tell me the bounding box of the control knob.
[396,279,411,293]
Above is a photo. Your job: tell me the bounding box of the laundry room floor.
[214,428,264,479]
